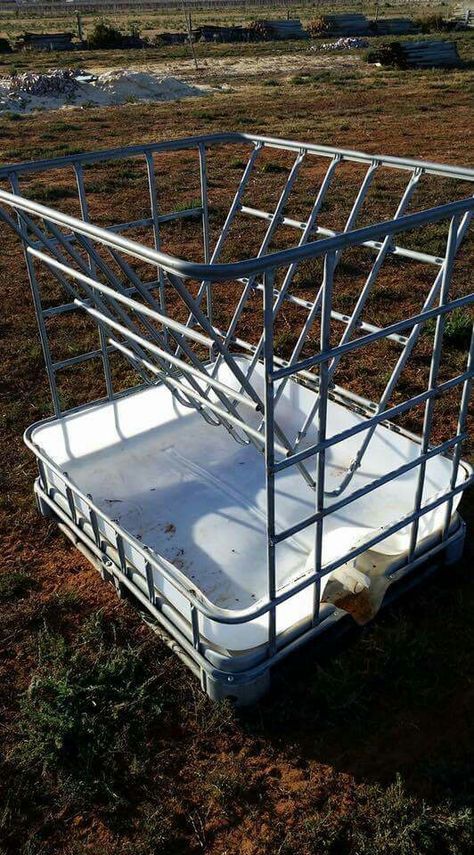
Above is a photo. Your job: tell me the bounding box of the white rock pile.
[0,68,206,113]
[319,37,369,51]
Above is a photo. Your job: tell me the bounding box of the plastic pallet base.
[36,483,466,706]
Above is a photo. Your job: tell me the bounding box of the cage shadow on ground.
[240,487,474,808]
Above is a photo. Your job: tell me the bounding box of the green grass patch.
[17,613,166,808]
[0,571,36,603]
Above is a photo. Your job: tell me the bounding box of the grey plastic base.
[203,669,272,706]
[444,521,466,565]
[34,478,467,705]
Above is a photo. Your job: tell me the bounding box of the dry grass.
[0,36,473,855]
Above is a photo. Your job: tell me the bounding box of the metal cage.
[2,133,473,703]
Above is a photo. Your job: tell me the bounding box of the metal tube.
[207,149,306,379]
[74,162,114,401]
[28,247,211,346]
[167,270,316,488]
[408,216,459,558]
[231,155,342,407]
[274,433,466,544]
[100,336,288,456]
[198,142,212,334]
[294,168,423,450]
[312,251,335,626]
[8,174,62,415]
[326,209,472,497]
[0,186,471,283]
[271,291,474,381]
[144,151,168,344]
[263,270,277,653]
[274,368,472,474]
[240,206,445,267]
[1,132,472,182]
[442,325,474,535]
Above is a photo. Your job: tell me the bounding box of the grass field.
[0,0,451,43]
[0,24,473,855]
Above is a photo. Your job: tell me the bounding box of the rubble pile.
[319,37,369,50]
[8,68,89,98]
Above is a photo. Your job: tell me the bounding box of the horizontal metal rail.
[73,300,262,418]
[274,367,472,474]
[274,433,467,544]
[240,205,446,267]
[106,337,284,454]
[1,188,472,282]
[272,292,474,382]
[245,277,409,345]
[1,132,473,182]
[27,247,211,347]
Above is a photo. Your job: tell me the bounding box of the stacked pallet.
[16,32,75,51]
[400,40,462,67]
[249,18,307,40]
[194,24,250,42]
[367,40,462,69]
[373,18,419,36]
[323,14,370,36]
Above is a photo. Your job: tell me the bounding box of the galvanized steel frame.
[2,132,473,700]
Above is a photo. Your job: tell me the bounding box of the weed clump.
[280,775,473,854]
[0,571,36,603]
[17,614,165,807]
[87,20,125,50]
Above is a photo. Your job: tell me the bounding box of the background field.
[0,13,473,855]
[0,1,454,43]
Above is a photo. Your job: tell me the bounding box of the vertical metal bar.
[263,269,277,654]
[74,163,114,401]
[32,217,154,387]
[37,458,49,495]
[9,173,61,415]
[312,251,335,626]
[167,270,315,489]
[254,159,378,421]
[334,160,380,266]
[198,143,212,338]
[442,324,474,536]
[190,605,201,654]
[187,142,262,325]
[88,502,101,549]
[63,473,77,526]
[117,532,127,573]
[144,151,168,346]
[408,216,459,558]
[145,559,155,604]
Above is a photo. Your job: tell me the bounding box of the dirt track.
[90,50,361,84]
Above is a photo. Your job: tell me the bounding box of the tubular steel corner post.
[1,133,473,704]
[313,250,336,626]
[263,268,277,655]
[443,323,474,538]
[408,215,460,560]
